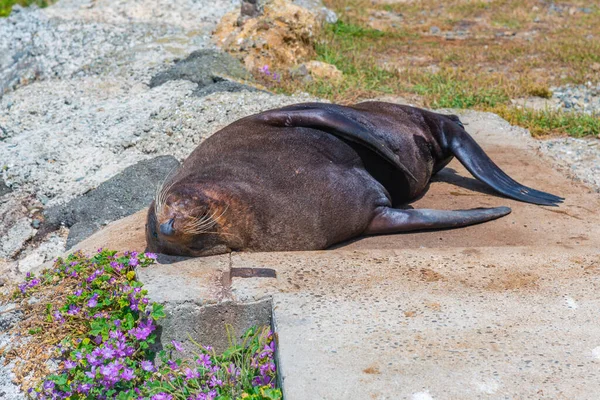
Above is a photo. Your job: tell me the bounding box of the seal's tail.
[450,130,564,206]
[365,206,511,235]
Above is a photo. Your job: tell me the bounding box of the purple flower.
[145,252,158,259]
[64,360,76,370]
[124,345,135,357]
[85,366,97,378]
[252,374,272,387]
[171,340,184,352]
[129,319,155,341]
[100,346,115,360]
[167,360,178,371]
[114,319,122,328]
[121,368,135,381]
[151,393,173,400]
[42,380,55,391]
[260,65,271,75]
[109,329,124,341]
[77,383,92,394]
[53,311,65,324]
[140,360,155,372]
[67,304,80,315]
[74,288,83,296]
[209,375,223,388]
[86,353,101,367]
[28,278,40,288]
[129,257,139,267]
[100,361,122,380]
[197,353,212,368]
[87,293,99,308]
[184,367,199,380]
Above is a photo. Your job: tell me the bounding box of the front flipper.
[257,107,418,182]
[449,129,564,206]
[365,206,511,235]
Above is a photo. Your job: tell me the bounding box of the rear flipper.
[449,129,564,206]
[364,206,511,235]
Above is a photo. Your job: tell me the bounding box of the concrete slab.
[70,209,148,255]
[232,247,600,399]
[136,255,273,354]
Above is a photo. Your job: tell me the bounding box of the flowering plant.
[4,249,281,400]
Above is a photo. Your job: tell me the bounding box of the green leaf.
[123,313,135,330]
[150,303,165,320]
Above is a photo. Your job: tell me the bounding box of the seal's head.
[146,182,242,257]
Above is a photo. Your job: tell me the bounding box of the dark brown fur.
[146,102,562,256]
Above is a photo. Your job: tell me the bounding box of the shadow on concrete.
[432,167,498,197]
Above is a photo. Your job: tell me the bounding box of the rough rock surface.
[149,49,251,91]
[44,155,180,248]
[213,0,320,71]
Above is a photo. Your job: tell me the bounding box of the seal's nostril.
[160,218,175,236]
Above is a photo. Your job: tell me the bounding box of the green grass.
[327,20,387,39]
[0,0,48,17]
[493,105,600,137]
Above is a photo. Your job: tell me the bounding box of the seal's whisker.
[183,205,229,235]
[155,165,180,216]
[157,179,177,217]
[183,219,214,232]
[182,214,216,233]
[185,214,218,232]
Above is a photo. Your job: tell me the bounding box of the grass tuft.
[492,105,600,138]
[0,0,49,17]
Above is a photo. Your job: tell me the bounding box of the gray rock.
[0,179,11,197]
[44,155,180,248]
[0,303,25,400]
[430,26,441,34]
[0,124,8,140]
[293,0,338,23]
[0,218,35,259]
[193,79,263,97]
[149,50,250,91]
[241,0,266,18]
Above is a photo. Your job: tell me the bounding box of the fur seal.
[146,102,563,257]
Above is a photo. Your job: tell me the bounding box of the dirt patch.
[363,365,381,374]
[485,271,539,291]
[419,268,444,282]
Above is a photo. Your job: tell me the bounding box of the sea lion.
[146,102,563,257]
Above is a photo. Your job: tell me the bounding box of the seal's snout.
[160,218,175,236]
